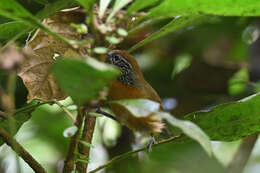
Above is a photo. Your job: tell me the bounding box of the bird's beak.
[107,51,114,58]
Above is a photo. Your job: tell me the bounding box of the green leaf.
[52,57,119,106]
[105,36,121,44]
[0,0,76,42]
[93,47,108,54]
[145,0,260,20]
[107,0,132,22]
[76,0,96,12]
[117,28,128,37]
[0,21,27,40]
[76,158,89,164]
[0,0,74,44]
[228,68,249,96]
[0,102,39,146]
[70,23,88,34]
[110,99,161,118]
[127,0,160,14]
[128,15,208,52]
[171,54,192,79]
[99,0,112,19]
[36,0,77,19]
[0,1,33,20]
[80,140,95,148]
[184,93,260,141]
[88,112,102,117]
[159,112,212,156]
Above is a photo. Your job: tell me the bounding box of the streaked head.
[107,50,140,86]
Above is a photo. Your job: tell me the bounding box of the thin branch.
[227,133,258,173]
[0,127,47,173]
[88,134,184,173]
[96,107,117,121]
[54,100,76,123]
[63,107,84,173]
[15,100,55,114]
[76,114,96,173]
[0,100,54,120]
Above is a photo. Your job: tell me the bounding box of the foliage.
[185,93,260,141]
[0,0,260,173]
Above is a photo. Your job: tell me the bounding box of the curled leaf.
[17,9,89,103]
[160,112,212,156]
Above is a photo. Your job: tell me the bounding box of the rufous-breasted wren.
[105,50,164,138]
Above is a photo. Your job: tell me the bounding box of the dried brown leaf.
[18,9,89,102]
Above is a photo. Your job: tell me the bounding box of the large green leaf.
[52,57,119,106]
[129,15,208,52]
[185,93,260,141]
[160,112,212,156]
[111,99,212,155]
[145,0,260,20]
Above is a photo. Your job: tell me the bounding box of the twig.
[54,100,76,123]
[15,100,55,114]
[88,134,184,173]
[0,127,47,173]
[63,107,85,173]
[0,100,54,120]
[96,107,117,121]
[76,114,96,173]
[227,133,258,173]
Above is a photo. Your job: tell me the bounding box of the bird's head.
[107,50,143,86]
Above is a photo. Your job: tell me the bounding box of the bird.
[101,50,165,149]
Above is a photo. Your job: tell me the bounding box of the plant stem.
[54,100,76,123]
[88,134,184,173]
[0,127,47,173]
[76,114,96,173]
[227,133,258,173]
[63,107,84,173]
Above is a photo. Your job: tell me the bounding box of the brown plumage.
[107,50,164,135]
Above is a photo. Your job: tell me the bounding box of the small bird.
[106,50,164,138]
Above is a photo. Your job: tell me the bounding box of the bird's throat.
[118,72,138,87]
